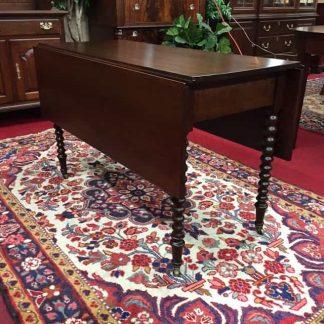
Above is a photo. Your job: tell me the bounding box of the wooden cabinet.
[89,0,316,60]
[0,10,66,113]
[229,0,317,58]
[89,0,206,42]
[310,1,324,72]
[0,40,13,105]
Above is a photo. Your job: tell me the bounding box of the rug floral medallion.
[0,130,323,324]
[300,77,324,135]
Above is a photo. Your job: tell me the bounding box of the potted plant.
[53,0,91,42]
[162,0,233,54]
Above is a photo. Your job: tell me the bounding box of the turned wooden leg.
[171,197,186,277]
[54,124,68,179]
[255,113,278,235]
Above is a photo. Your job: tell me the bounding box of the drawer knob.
[284,40,292,47]
[286,23,294,30]
[263,24,271,32]
[115,29,123,36]
[261,42,270,49]
[132,30,138,37]
[133,3,141,10]
[189,3,196,10]
[40,21,53,30]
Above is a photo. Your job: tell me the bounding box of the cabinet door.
[298,0,316,11]
[9,38,60,102]
[260,0,296,12]
[230,0,258,14]
[183,0,201,21]
[124,0,176,25]
[0,40,14,105]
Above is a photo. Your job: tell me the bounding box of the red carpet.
[0,83,323,322]
[188,128,324,196]
[0,128,323,323]
[1,114,323,196]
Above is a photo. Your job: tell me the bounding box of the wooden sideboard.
[89,0,206,43]
[0,3,66,113]
[89,0,317,60]
[229,0,318,59]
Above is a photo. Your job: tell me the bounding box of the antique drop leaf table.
[35,40,303,275]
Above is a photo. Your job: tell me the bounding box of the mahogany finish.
[295,25,324,53]
[228,0,318,59]
[54,124,68,179]
[295,25,324,116]
[35,40,302,273]
[255,113,278,234]
[89,0,206,42]
[0,0,34,10]
[0,9,66,113]
[88,0,317,59]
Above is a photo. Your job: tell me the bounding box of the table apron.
[193,78,276,122]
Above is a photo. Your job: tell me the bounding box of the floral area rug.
[300,77,324,135]
[0,130,323,324]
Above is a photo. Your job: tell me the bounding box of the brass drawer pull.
[40,21,53,30]
[263,24,271,32]
[284,40,292,47]
[132,30,138,37]
[133,3,140,10]
[115,29,123,37]
[286,23,294,30]
[15,63,22,80]
[261,42,270,49]
[189,3,196,10]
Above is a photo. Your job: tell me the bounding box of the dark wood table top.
[295,25,324,35]
[38,40,300,84]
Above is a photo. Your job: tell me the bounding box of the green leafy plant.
[53,0,91,11]
[162,14,232,53]
[206,0,232,21]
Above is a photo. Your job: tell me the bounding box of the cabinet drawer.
[122,0,203,26]
[277,19,297,34]
[0,19,61,36]
[256,35,295,54]
[278,35,295,51]
[294,18,316,27]
[115,28,163,44]
[124,0,175,25]
[258,18,316,37]
[277,19,315,34]
[258,20,280,36]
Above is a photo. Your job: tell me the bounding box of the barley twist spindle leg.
[255,113,278,234]
[171,197,186,277]
[54,124,68,179]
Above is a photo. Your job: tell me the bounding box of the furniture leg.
[54,124,68,179]
[171,197,186,276]
[255,113,278,234]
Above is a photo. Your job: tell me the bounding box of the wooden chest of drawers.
[228,0,317,59]
[0,10,66,113]
[256,17,316,57]
[89,0,206,43]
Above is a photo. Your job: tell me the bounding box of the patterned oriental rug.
[0,130,323,324]
[300,77,324,135]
